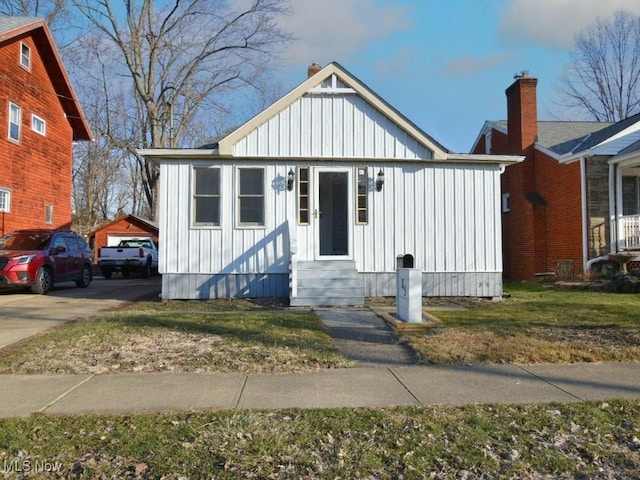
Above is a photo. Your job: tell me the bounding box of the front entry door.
[314,169,352,259]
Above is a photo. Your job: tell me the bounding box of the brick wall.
[0,32,73,235]
[473,75,586,280]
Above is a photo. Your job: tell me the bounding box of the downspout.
[608,162,617,253]
[580,157,589,274]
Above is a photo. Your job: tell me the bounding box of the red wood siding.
[0,31,73,235]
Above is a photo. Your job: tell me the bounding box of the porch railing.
[619,214,640,250]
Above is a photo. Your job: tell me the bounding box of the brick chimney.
[307,63,321,78]
[506,73,538,152]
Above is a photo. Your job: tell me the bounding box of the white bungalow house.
[139,62,522,305]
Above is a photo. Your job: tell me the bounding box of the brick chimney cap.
[307,62,322,78]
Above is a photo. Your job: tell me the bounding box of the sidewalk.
[1,290,639,418]
[1,362,639,418]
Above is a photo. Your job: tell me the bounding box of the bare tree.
[558,10,640,122]
[70,0,291,220]
[0,0,77,42]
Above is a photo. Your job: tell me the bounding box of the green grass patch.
[401,283,640,364]
[0,400,638,478]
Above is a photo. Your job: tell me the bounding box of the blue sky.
[274,0,640,153]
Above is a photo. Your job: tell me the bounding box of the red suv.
[0,229,93,294]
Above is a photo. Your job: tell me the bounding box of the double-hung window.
[45,204,53,224]
[193,167,221,226]
[20,42,30,70]
[238,168,264,226]
[32,114,46,136]
[0,189,10,213]
[9,103,20,142]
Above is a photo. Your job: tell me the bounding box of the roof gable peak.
[217,62,448,158]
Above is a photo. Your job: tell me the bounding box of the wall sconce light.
[287,168,295,191]
[376,169,385,192]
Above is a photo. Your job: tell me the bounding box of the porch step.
[291,260,364,307]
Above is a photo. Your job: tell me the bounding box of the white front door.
[314,168,353,260]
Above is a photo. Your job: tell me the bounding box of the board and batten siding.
[158,77,504,299]
[232,92,434,160]
[158,157,504,299]
[159,160,295,275]
[352,162,502,274]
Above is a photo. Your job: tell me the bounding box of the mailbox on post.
[396,254,422,323]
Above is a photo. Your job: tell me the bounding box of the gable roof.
[480,114,640,164]
[484,120,612,156]
[0,17,92,141]
[87,214,159,238]
[140,62,522,167]
[217,62,450,159]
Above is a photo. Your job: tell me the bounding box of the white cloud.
[442,53,515,76]
[279,0,412,67]
[499,0,640,50]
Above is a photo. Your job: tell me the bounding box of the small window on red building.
[20,42,30,70]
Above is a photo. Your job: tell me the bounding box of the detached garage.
[88,214,159,264]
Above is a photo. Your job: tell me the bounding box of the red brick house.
[88,214,159,264]
[0,17,92,235]
[472,74,640,280]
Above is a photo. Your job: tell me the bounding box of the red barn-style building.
[0,17,92,235]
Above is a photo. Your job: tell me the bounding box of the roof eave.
[446,153,524,165]
[137,148,219,159]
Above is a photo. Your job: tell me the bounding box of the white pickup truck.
[97,238,158,279]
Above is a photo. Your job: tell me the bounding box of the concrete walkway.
[1,362,639,418]
[1,287,639,418]
[315,308,418,366]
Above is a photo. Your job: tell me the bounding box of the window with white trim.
[9,103,20,142]
[485,131,492,154]
[356,167,368,224]
[502,193,510,213]
[20,42,30,70]
[45,204,53,224]
[32,114,46,136]
[193,167,221,225]
[298,166,309,225]
[238,168,264,226]
[0,189,10,213]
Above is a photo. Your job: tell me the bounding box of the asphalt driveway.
[0,275,161,350]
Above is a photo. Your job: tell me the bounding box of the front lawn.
[400,282,640,364]
[0,300,351,374]
[0,401,638,479]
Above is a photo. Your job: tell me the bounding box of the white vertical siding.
[160,159,503,279]
[352,162,502,274]
[233,93,434,160]
[159,160,295,277]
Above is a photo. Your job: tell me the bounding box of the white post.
[396,268,422,323]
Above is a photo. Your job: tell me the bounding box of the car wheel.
[75,265,92,288]
[101,267,112,279]
[141,259,151,278]
[31,267,53,294]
